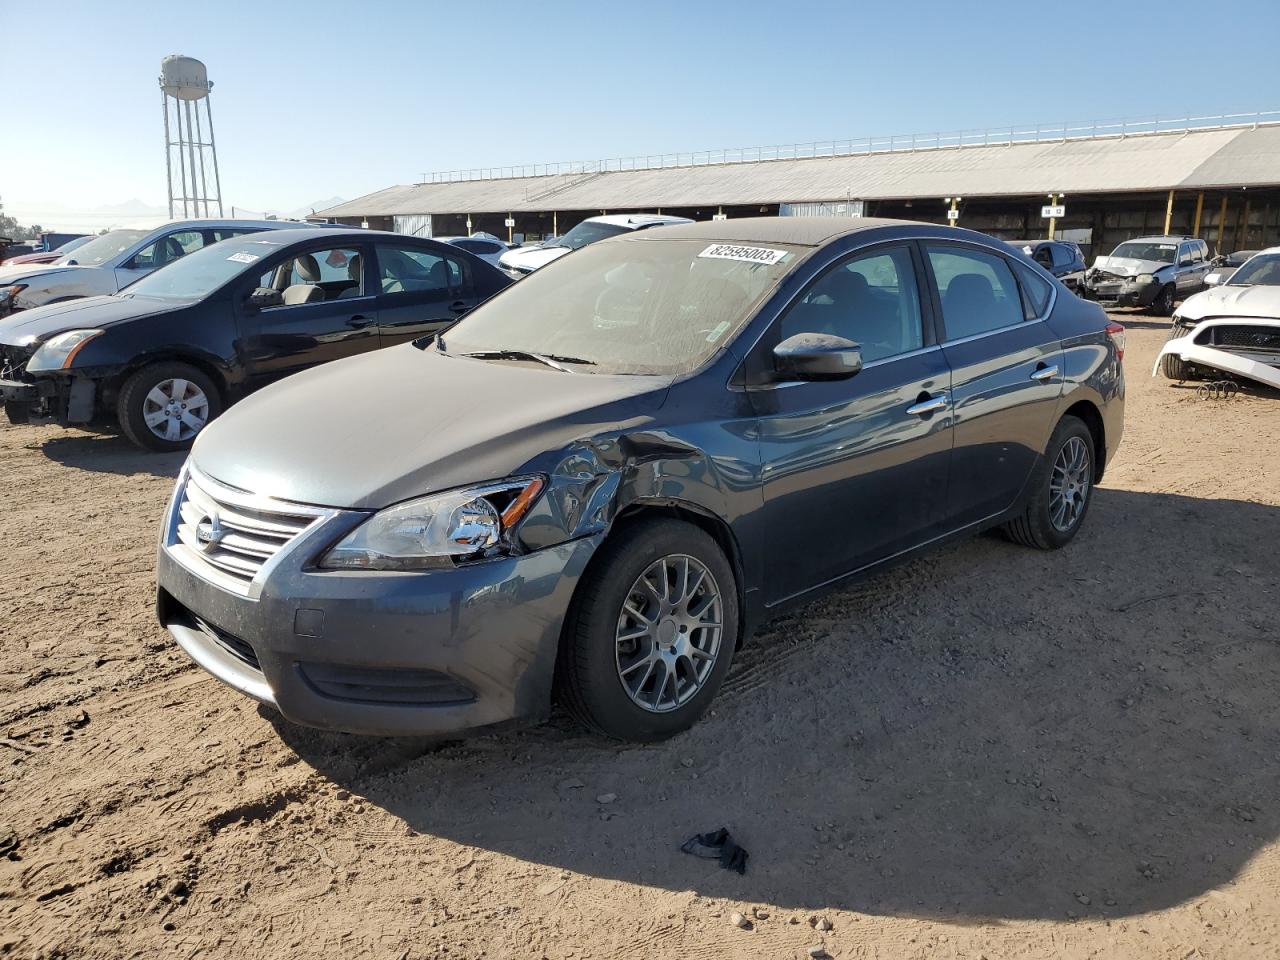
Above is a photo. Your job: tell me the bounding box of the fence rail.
[419,109,1280,186]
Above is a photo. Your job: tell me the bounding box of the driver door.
[751,241,953,604]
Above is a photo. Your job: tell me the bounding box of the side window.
[1051,244,1073,267]
[266,247,362,308]
[375,245,458,297]
[132,230,204,269]
[779,245,923,364]
[926,245,1025,340]
[1012,260,1054,319]
[210,228,251,243]
[1032,245,1054,269]
[1177,244,1194,266]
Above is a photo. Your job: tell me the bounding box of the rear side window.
[375,245,459,296]
[1012,261,1054,319]
[926,245,1025,339]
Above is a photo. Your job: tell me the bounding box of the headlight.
[0,283,27,306]
[1135,273,1154,285]
[27,329,104,372]
[319,476,545,571]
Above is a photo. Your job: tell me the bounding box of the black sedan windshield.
[123,237,286,300]
[553,221,630,250]
[441,237,801,375]
[1225,253,1280,286]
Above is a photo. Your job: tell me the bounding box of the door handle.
[1030,364,1060,381]
[906,393,949,416]
[448,300,470,314]
[346,315,374,329]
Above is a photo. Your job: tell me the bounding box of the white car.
[436,235,510,267]
[497,214,693,277]
[0,219,318,317]
[1155,247,1280,389]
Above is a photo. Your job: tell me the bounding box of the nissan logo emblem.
[195,510,225,552]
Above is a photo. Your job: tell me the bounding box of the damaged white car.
[1155,248,1280,390]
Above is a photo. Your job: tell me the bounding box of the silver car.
[0,219,320,317]
[1083,236,1212,315]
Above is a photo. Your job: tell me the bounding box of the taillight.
[1105,321,1125,362]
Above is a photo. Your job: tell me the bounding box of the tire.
[1152,284,1176,317]
[1002,415,1095,550]
[1160,351,1193,381]
[117,362,222,452]
[558,517,739,741]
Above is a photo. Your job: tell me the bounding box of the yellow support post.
[1163,190,1175,235]
[553,211,558,237]
[507,213,513,245]
[1242,198,1251,248]
[1047,193,1058,240]
[1192,191,1204,237]
[1217,195,1228,252]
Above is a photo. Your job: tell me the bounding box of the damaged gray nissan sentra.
[156,217,1125,742]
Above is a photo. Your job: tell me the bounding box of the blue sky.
[5,0,1280,230]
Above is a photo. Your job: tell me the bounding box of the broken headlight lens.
[27,329,104,371]
[319,477,545,571]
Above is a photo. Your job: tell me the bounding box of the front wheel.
[1152,284,1176,316]
[558,517,738,741]
[1003,416,1095,550]
[117,362,221,452]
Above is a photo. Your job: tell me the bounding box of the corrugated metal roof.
[318,126,1280,219]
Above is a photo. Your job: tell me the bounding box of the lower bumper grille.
[192,613,261,671]
[300,663,476,706]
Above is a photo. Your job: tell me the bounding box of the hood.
[498,245,571,272]
[1092,256,1168,277]
[0,295,180,343]
[0,262,85,285]
[1176,283,1280,322]
[191,343,671,509]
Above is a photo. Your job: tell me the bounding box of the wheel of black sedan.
[1002,415,1095,550]
[559,517,738,741]
[118,361,222,452]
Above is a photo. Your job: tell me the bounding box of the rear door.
[373,242,478,345]
[236,242,380,386]
[923,241,1064,528]
[753,241,953,603]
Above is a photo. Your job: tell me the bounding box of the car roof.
[149,218,324,231]
[216,226,435,245]
[623,215,934,247]
[1119,235,1199,244]
[585,213,694,228]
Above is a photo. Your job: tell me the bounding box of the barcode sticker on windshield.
[698,243,787,265]
[227,252,260,264]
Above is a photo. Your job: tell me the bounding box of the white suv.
[498,213,693,277]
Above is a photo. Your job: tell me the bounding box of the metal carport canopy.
[317,126,1280,219]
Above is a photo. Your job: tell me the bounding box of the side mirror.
[244,288,278,312]
[1204,271,1226,286]
[773,333,863,381]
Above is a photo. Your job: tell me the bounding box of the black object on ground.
[680,827,748,875]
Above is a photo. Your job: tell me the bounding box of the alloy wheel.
[1049,435,1092,532]
[614,554,723,713]
[142,378,210,443]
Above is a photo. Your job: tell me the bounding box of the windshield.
[441,237,801,375]
[57,229,148,266]
[53,236,92,255]
[1110,241,1176,264]
[553,221,630,250]
[1225,253,1280,286]
[124,236,283,300]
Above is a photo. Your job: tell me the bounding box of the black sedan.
[156,217,1126,741]
[0,228,511,450]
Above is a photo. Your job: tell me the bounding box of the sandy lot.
[2,317,1278,960]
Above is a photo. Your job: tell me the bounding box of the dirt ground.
[2,316,1278,960]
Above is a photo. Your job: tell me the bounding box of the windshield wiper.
[459,349,596,372]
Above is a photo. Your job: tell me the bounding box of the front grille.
[1208,325,1280,352]
[192,613,261,671]
[172,470,322,595]
[1092,270,1129,283]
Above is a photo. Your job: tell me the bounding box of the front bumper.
[1085,278,1159,307]
[156,470,602,737]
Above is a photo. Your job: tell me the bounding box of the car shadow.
[272,488,1279,923]
[38,430,185,478]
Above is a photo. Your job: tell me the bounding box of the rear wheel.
[117,362,221,452]
[1003,416,1095,550]
[559,517,738,741]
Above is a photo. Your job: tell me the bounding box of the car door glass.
[926,245,1024,340]
[210,229,250,243]
[1032,246,1053,269]
[376,245,455,297]
[262,247,362,308]
[780,246,923,363]
[132,230,205,270]
[1012,260,1053,319]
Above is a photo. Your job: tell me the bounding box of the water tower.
[159,55,223,219]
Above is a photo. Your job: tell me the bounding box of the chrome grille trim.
[163,464,344,599]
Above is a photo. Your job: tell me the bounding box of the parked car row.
[497,213,693,276]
